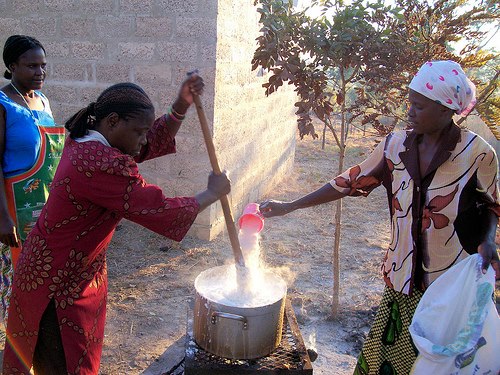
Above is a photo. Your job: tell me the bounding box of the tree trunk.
[331,148,344,317]
[332,71,347,318]
[322,123,327,150]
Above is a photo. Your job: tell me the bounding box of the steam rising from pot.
[194,203,288,308]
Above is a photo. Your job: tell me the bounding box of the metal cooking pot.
[193,265,287,359]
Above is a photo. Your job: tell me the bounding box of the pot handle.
[211,311,248,330]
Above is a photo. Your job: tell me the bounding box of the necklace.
[10,82,35,118]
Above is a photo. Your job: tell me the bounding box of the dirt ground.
[99,128,390,375]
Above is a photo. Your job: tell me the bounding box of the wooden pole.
[193,95,245,267]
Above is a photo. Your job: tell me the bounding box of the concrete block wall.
[0,0,297,240]
[206,0,297,238]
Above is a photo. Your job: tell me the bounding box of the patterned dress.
[2,115,199,374]
[329,124,499,374]
[0,90,61,321]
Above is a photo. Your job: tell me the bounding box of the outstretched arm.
[261,135,388,218]
[260,183,346,218]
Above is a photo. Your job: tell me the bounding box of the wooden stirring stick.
[193,95,245,267]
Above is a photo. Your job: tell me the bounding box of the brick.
[199,44,216,65]
[169,66,215,92]
[76,0,115,14]
[148,156,206,190]
[155,95,191,117]
[0,18,22,35]
[42,41,71,59]
[176,117,204,137]
[140,159,171,185]
[165,176,202,197]
[175,18,217,41]
[135,85,164,108]
[171,134,205,157]
[61,16,95,38]
[41,84,78,104]
[198,0,217,15]
[95,16,134,38]
[216,42,231,62]
[71,41,106,60]
[192,209,213,228]
[49,102,82,125]
[0,0,299,241]
[95,63,132,83]
[23,17,57,37]
[168,149,208,178]
[43,0,78,12]
[188,223,211,241]
[156,42,197,64]
[10,0,45,14]
[156,0,197,14]
[135,16,172,38]
[118,42,155,60]
[78,86,106,104]
[50,62,94,82]
[120,0,153,14]
[215,63,238,83]
[134,65,177,101]
[134,64,172,88]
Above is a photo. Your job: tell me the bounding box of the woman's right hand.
[0,216,20,248]
[259,200,293,218]
[195,171,231,212]
[207,171,231,199]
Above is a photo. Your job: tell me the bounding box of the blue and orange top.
[0,90,55,177]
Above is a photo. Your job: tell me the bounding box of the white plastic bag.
[409,254,499,375]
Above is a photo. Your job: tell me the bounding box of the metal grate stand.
[184,299,313,374]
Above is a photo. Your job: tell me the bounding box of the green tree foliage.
[252,0,401,140]
[391,0,500,139]
[472,67,499,139]
[252,0,499,139]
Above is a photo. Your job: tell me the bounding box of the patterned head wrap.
[409,60,476,116]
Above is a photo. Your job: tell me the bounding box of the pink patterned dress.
[3,115,199,374]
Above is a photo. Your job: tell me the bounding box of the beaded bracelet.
[167,111,182,123]
[170,106,186,119]
[168,107,186,122]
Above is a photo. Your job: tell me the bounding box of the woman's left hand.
[477,240,500,280]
